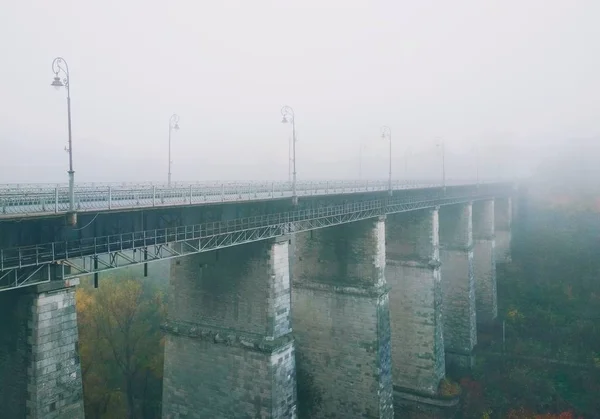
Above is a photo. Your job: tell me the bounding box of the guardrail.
[0,180,485,216]
[0,182,511,291]
[0,189,508,291]
[0,178,511,191]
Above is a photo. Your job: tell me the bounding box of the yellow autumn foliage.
[76,274,166,418]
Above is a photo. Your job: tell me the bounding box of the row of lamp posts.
[50,57,463,212]
[50,58,184,193]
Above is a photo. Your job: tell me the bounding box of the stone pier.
[385,208,445,396]
[162,237,297,419]
[495,197,512,264]
[473,200,497,326]
[439,203,476,370]
[0,279,85,419]
[292,217,394,418]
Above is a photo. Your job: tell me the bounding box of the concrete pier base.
[439,203,477,372]
[292,217,394,419]
[393,387,460,419]
[162,237,297,419]
[0,279,85,419]
[473,200,497,326]
[386,208,445,396]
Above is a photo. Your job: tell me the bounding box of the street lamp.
[381,126,392,195]
[436,139,446,192]
[288,135,292,183]
[281,105,297,205]
[50,57,75,214]
[168,114,180,186]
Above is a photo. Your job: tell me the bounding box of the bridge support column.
[292,217,394,419]
[473,200,497,326]
[385,208,445,396]
[495,197,512,264]
[0,279,85,419]
[162,237,297,419]
[439,203,476,371]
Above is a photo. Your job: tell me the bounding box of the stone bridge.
[0,180,514,418]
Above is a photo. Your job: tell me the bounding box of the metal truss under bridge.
[0,192,505,292]
[0,179,502,217]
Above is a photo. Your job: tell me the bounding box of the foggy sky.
[1,0,599,184]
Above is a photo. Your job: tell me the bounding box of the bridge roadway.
[0,179,497,218]
[0,179,511,292]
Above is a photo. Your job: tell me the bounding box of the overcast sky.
[1,0,598,184]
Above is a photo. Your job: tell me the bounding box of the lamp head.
[51,75,64,90]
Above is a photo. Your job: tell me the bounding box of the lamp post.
[381,126,392,195]
[281,106,297,205]
[168,114,180,186]
[288,135,292,183]
[50,57,75,214]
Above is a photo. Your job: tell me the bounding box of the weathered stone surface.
[439,203,477,369]
[473,200,497,325]
[386,208,445,396]
[294,217,386,289]
[0,280,85,419]
[393,387,460,419]
[163,335,295,419]
[293,217,394,418]
[162,237,297,419]
[167,236,292,339]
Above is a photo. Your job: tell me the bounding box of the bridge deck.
[0,180,495,219]
[0,183,512,292]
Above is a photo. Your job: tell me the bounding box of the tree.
[77,274,165,418]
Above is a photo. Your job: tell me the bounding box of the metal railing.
[0,179,500,217]
[0,188,509,291]
[0,178,499,191]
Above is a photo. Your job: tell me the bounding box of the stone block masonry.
[163,333,295,419]
[385,208,445,396]
[473,199,497,326]
[292,217,394,419]
[0,279,85,419]
[439,203,477,370]
[162,236,297,419]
